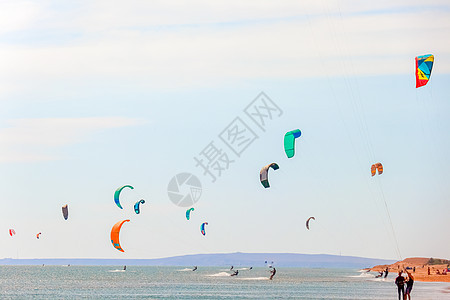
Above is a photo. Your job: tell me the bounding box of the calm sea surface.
[0,266,449,299]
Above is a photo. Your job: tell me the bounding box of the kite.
[260,163,279,188]
[306,217,315,230]
[62,204,69,220]
[134,199,145,214]
[186,208,194,220]
[110,219,130,252]
[200,222,208,236]
[9,229,15,236]
[114,185,134,209]
[371,163,383,177]
[415,54,434,88]
[284,129,302,158]
[36,232,42,239]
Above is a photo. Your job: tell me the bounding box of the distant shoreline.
[0,252,394,268]
[370,257,450,283]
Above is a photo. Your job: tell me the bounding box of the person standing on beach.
[395,271,405,300]
[405,270,414,300]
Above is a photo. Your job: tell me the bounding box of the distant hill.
[369,257,450,283]
[371,256,450,271]
[0,253,394,268]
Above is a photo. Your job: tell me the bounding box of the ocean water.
[0,266,449,299]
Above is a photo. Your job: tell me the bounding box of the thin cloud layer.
[0,117,145,162]
[0,1,448,90]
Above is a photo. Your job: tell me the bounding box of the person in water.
[123,266,126,271]
[404,270,414,300]
[230,270,239,276]
[269,268,276,280]
[192,266,197,271]
[395,271,405,300]
[384,267,389,278]
[249,267,253,270]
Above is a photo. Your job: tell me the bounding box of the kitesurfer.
[269,268,276,280]
[123,266,126,271]
[230,270,239,276]
[384,267,389,278]
[230,266,234,271]
[193,266,197,271]
[249,267,253,270]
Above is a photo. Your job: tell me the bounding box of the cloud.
[0,1,448,89]
[17,0,449,31]
[0,117,145,163]
[0,1,41,35]
[1,0,448,38]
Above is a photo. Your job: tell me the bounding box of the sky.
[1,0,449,261]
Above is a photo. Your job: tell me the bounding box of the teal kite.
[186,208,194,220]
[114,185,134,209]
[134,199,145,214]
[284,129,301,158]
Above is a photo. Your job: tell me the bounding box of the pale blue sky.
[1,0,449,261]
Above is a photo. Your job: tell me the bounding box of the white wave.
[177,268,194,272]
[238,277,269,281]
[348,273,389,282]
[206,272,231,277]
[369,277,388,282]
[348,273,375,278]
[109,270,126,272]
[219,267,251,271]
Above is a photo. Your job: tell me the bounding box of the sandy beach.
[370,257,450,283]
